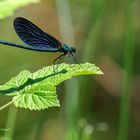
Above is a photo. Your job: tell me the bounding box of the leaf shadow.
[0,69,67,95]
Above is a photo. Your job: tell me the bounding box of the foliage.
[0,0,39,19]
[0,63,103,110]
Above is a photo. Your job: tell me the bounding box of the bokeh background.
[0,0,140,140]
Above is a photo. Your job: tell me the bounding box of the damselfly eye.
[71,47,76,53]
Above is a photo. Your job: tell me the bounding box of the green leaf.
[0,0,39,19]
[0,128,8,135]
[0,128,9,137]
[0,63,103,110]
[30,63,103,86]
[0,70,31,95]
[13,84,59,110]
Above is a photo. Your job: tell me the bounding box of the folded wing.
[14,17,61,52]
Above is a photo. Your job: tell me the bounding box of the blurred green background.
[0,0,140,140]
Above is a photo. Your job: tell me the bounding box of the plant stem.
[5,105,18,140]
[55,0,80,139]
[80,0,105,113]
[0,100,17,140]
[0,101,13,111]
[82,0,105,62]
[118,0,134,140]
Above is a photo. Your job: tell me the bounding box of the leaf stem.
[0,101,13,111]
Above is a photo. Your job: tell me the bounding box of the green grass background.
[0,0,139,140]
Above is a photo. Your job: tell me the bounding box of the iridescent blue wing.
[14,17,61,52]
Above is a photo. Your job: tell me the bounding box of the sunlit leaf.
[0,63,103,110]
[0,0,39,19]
